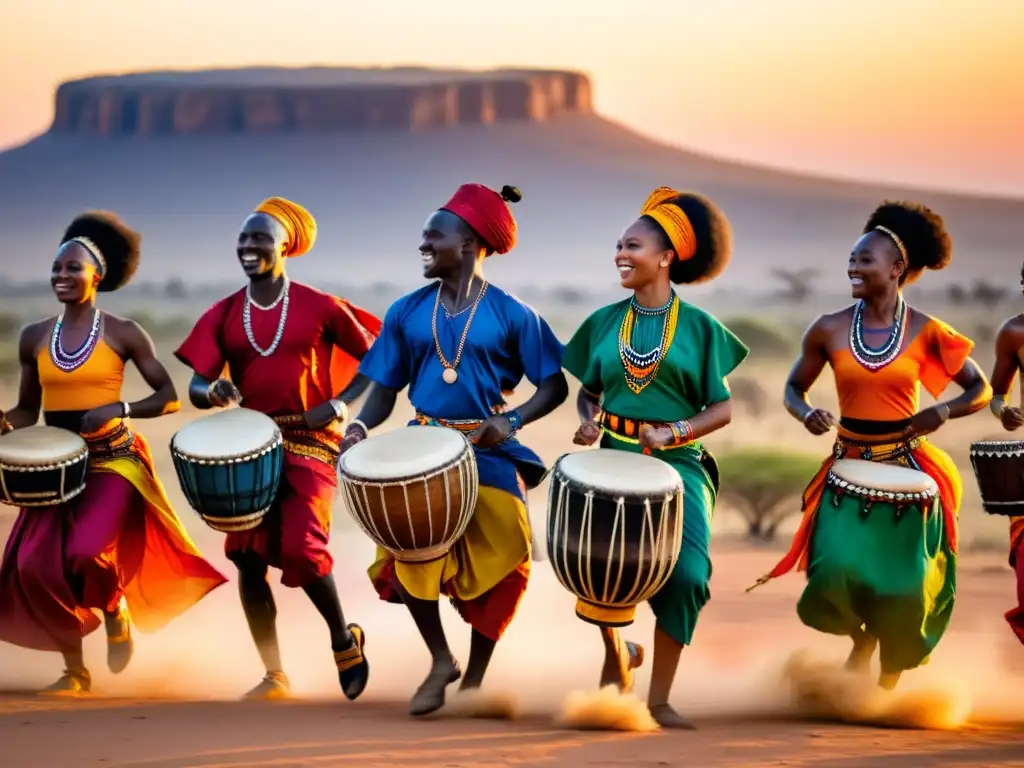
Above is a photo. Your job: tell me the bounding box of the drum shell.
[0,450,89,508]
[171,441,284,532]
[546,460,683,628]
[340,448,478,563]
[969,441,1024,517]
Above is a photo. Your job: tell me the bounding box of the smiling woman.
[0,210,227,696]
[751,199,992,692]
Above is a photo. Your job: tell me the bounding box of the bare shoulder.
[18,318,53,356]
[102,312,149,339]
[805,307,852,339]
[996,313,1024,347]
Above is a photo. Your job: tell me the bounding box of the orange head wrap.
[440,183,520,255]
[640,186,698,262]
[254,197,317,258]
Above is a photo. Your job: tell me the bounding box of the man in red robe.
[175,197,382,700]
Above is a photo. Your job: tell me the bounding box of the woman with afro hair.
[561,187,749,728]
[0,212,227,696]
[749,201,992,690]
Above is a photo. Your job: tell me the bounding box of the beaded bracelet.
[668,420,693,447]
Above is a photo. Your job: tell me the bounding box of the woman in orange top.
[0,212,227,695]
[982,281,1024,646]
[749,201,991,690]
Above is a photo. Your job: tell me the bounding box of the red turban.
[441,183,520,255]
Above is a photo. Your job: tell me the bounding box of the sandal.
[105,600,134,675]
[334,623,370,701]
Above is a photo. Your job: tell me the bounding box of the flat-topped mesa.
[50,66,594,136]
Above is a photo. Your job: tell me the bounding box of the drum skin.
[969,440,1024,517]
[0,426,89,508]
[338,426,478,563]
[170,409,284,533]
[546,450,684,628]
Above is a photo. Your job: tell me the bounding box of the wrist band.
[991,395,1008,418]
[328,399,348,423]
[505,409,523,432]
[121,401,131,419]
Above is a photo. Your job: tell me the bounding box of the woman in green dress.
[561,186,749,729]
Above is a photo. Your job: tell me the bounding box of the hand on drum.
[572,420,601,446]
[1001,406,1024,431]
[803,408,836,435]
[638,423,673,452]
[337,423,367,466]
[209,378,242,408]
[80,403,124,434]
[470,415,513,448]
[304,401,343,431]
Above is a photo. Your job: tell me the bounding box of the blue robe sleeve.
[513,301,565,387]
[357,300,411,391]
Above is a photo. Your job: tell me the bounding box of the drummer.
[0,211,227,695]
[174,197,381,701]
[561,187,748,729]
[749,201,992,689]
[982,279,1024,646]
[338,183,568,716]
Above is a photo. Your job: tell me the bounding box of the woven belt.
[599,411,680,444]
[84,420,134,460]
[833,435,921,465]
[272,414,341,466]
[414,413,483,434]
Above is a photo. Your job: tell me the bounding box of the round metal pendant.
[442,367,458,384]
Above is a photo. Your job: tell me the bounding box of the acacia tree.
[717,448,823,540]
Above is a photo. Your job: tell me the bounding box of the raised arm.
[0,323,45,432]
[784,315,836,435]
[988,317,1024,430]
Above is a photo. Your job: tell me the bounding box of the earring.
[660,261,669,268]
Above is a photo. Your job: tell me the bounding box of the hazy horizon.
[2,1,1021,197]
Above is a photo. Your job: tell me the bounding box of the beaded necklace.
[49,310,101,372]
[849,294,907,372]
[244,278,290,357]
[618,294,679,394]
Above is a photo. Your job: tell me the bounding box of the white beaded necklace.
[243,278,289,357]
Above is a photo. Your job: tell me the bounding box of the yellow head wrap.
[640,186,698,262]
[254,197,317,258]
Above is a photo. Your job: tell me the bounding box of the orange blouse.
[830,318,974,422]
[37,337,125,413]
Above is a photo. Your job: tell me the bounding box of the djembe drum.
[824,458,939,522]
[170,408,284,532]
[546,449,684,627]
[0,426,89,507]
[969,440,1024,516]
[338,425,478,562]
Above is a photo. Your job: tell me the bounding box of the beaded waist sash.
[832,434,922,466]
[84,420,135,461]
[273,414,341,466]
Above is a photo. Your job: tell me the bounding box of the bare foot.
[844,631,877,674]
[410,659,461,716]
[649,703,696,730]
[599,628,645,693]
[243,672,290,701]
[878,671,901,691]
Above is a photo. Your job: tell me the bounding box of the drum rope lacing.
[548,469,681,609]
[618,294,680,394]
[340,446,478,562]
[849,294,908,371]
[244,278,290,357]
[49,310,102,372]
[431,280,488,385]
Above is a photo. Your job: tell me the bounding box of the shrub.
[717,447,823,540]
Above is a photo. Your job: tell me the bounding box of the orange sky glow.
[1,0,1021,196]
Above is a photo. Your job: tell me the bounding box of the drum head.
[557,449,682,495]
[970,440,1024,456]
[0,426,87,466]
[172,407,280,459]
[340,426,467,480]
[831,458,937,495]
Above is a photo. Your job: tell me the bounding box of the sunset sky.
[2,0,1021,196]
